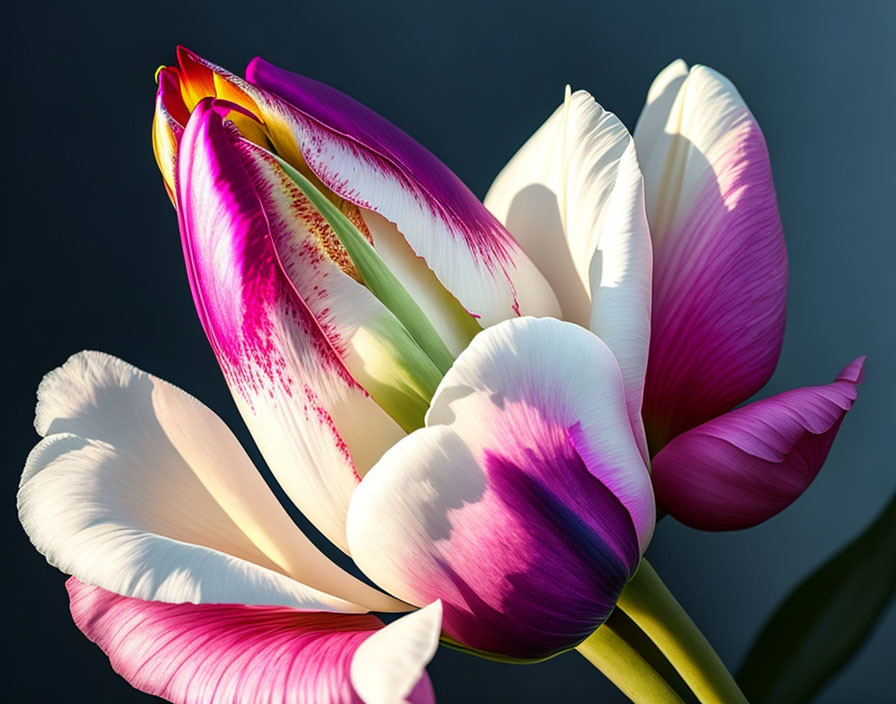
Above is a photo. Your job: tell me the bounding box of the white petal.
[362,210,482,357]
[346,319,654,658]
[351,602,442,704]
[177,104,409,553]
[632,58,689,177]
[19,351,405,612]
[485,90,652,457]
[587,141,652,461]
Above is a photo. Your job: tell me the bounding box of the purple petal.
[244,57,559,325]
[652,357,865,530]
[67,579,436,704]
[635,63,788,448]
[347,318,653,660]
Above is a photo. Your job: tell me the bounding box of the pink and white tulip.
[20,46,660,702]
[19,46,865,703]
[158,47,654,657]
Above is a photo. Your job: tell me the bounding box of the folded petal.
[178,99,428,552]
[652,357,865,530]
[152,66,188,201]
[351,602,442,704]
[634,62,788,448]
[347,318,653,659]
[244,57,560,326]
[68,578,437,704]
[485,91,652,460]
[19,351,403,612]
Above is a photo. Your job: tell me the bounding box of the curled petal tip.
[837,356,866,384]
[351,601,442,704]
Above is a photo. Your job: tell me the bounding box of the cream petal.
[19,351,405,612]
[351,601,443,704]
[485,90,652,458]
[177,101,409,551]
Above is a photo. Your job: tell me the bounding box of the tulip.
[18,44,864,704]
[20,46,664,703]
[486,60,864,532]
[147,47,660,663]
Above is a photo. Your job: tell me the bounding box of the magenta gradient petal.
[636,65,788,449]
[245,57,511,253]
[347,318,652,660]
[176,99,404,552]
[452,439,642,657]
[67,578,435,704]
[244,57,559,324]
[652,357,865,530]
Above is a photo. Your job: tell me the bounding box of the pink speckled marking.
[177,101,360,400]
[302,383,356,470]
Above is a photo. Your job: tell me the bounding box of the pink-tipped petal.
[634,62,788,448]
[653,357,865,530]
[18,351,403,612]
[485,91,652,461]
[347,318,653,659]
[67,579,436,704]
[244,57,560,326]
[177,100,406,552]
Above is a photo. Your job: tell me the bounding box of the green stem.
[577,609,689,704]
[617,560,747,704]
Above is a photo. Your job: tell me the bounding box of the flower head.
[19,47,864,703]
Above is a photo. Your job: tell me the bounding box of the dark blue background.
[5,0,894,701]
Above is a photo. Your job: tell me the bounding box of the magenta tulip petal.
[177,100,406,552]
[652,357,865,530]
[67,579,436,704]
[347,318,653,659]
[634,62,788,447]
[244,57,560,325]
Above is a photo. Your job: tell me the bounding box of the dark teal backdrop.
[4,0,894,701]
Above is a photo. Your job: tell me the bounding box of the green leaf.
[737,493,896,704]
[274,154,456,374]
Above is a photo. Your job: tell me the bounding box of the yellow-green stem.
[577,618,686,704]
[617,560,748,704]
